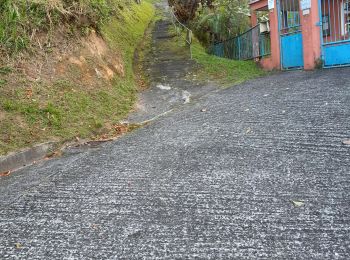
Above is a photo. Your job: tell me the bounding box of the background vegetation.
[169,0,250,46]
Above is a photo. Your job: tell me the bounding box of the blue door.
[281,32,304,69]
[323,42,350,67]
[278,0,304,69]
[320,0,350,68]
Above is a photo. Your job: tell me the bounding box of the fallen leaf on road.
[15,243,22,249]
[91,224,99,230]
[342,139,350,145]
[291,200,305,207]
[26,87,33,98]
[114,124,129,135]
[0,171,11,177]
[46,150,62,159]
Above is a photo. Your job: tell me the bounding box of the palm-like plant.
[194,0,249,43]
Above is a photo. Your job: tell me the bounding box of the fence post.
[187,30,193,60]
[238,36,241,60]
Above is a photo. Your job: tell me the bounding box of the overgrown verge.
[166,28,266,86]
[0,0,156,155]
[190,37,266,86]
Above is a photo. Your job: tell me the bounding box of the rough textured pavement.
[2,7,350,260]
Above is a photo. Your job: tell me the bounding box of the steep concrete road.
[1,5,350,260]
[128,2,217,124]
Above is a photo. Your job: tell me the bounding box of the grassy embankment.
[167,27,266,86]
[191,37,267,85]
[0,0,156,155]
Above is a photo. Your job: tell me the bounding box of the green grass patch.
[191,38,267,86]
[0,66,12,75]
[0,79,6,87]
[167,28,266,86]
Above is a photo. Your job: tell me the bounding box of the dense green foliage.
[192,0,249,44]
[169,0,250,45]
[0,0,133,53]
[168,0,213,22]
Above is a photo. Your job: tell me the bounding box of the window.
[286,11,300,27]
[322,15,330,36]
[345,1,350,34]
[341,0,350,36]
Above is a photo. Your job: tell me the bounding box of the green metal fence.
[259,32,271,57]
[210,25,271,61]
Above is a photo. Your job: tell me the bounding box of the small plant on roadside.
[0,66,12,75]
[315,58,324,69]
[0,79,6,87]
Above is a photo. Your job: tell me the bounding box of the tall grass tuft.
[0,0,132,54]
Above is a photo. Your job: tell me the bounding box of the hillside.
[0,0,156,155]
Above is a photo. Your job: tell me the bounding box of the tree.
[169,0,249,44]
[168,0,213,23]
